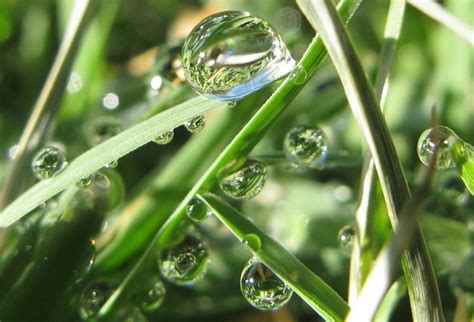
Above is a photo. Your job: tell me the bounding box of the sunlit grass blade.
[295,0,444,321]
[450,140,474,195]
[199,193,349,322]
[0,0,97,208]
[0,97,226,227]
[407,0,474,46]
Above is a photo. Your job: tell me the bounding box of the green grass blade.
[200,193,349,322]
[96,0,362,317]
[407,0,474,46]
[0,97,226,227]
[295,0,444,321]
[0,0,97,208]
[450,140,474,195]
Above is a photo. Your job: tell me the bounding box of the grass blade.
[295,0,444,321]
[200,193,349,322]
[0,97,226,227]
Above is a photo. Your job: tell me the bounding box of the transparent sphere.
[133,280,166,313]
[338,225,355,249]
[417,126,456,170]
[218,159,267,199]
[240,258,293,310]
[31,146,67,180]
[186,198,211,222]
[284,125,328,167]
[79,281,113,320]
[184,115,206,133]
[153,130,174,145]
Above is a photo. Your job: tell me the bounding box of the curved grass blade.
[200,193,349,322]
[0,97,226,227]
[295,0,444,321]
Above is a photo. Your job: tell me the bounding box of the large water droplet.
[218,159,267,199]
[242,233,261,251]
[79,281,113,320]
[154,130,174,145]
[417,126,457,170]
[31,146,68,180]
[284,125,328,167]
[158,233,210,285]
[184,115,206,133]
[186,198,211,222]
[88,117,122,146]
[240,258,293,310]
[133,279,166,313]
[338,225,355,250]
[182,11,295,100]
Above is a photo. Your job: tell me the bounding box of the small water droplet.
[338,225,355,250]
[105,160,119,169]
[227,101,237,108]
[153,130,174,145]
[182,11,295,100]
[88,117,122,146]
[242,234,261,252]
[102,92,120,110]
[184,115,206,133]
[218,159,267,200]
[31,146,68,180]
[240,258,293,310]
[417,126,457,170]
[133,280,166,313]
[76,175,93,188]
[186,198,211,222]
[284,125,328,167]
[158,233,210,285]
[289,65,307,85]
[79,281,113,320]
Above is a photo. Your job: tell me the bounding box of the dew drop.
[105,160,119,169]
[242,233,261,251]
[240,258,293,310]
[227,100,237,108]
[158,233,210,285]
[88,117,122,146]
[153,130,174,145]
[184,115,206,133]
[283,125,328,167]
[338,225,355,250]
[31,146,68,180]
[181,11,295,100]
[289,65,307,85]
[79,281,113,320]
[218,159,267,200]
[186,198,211,222]
[76,175,92,188]
[417,126,457,170]
[133,280,166,313]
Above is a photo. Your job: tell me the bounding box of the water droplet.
[227,101,237,108]
[76,175,93,188]
[153,130,174,145]
[133,280,166,312]
[158,233,210,285]
[240,258,293,310]
[67,72,83,93]
[79,281,113,320]
[31,146,68,180]
[182,11,295,100]
[289,65,307,85]
[218,159,267,199]
[184,115,206,133]
[284,125,328,168]
[186,198,211,222]
[102,92,120,110]
[450,250,474,294]
[242,234,261,251]
[105,160,119,169]
[417,126,457,170]
[338,225,355,249]
[88,117,122,146]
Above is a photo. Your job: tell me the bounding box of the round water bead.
[181,11,295,100]
[104,160,119,169]
[186,198,211,222]
[242,233,261,252]
[284,125,329,167]
[184,115,206,133]
[417,126,457,170]
[338,225,355,249]
[79,280,113,319]
[240,258,293,310]
[76,175,92,188]
[218,159,267,199]
[133,280,166,313]
[32,146,68,180]
[153,130,174,145]
[88,117,122,146]
[158,233,210,285]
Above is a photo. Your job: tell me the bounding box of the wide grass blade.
[0,97,226,227]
